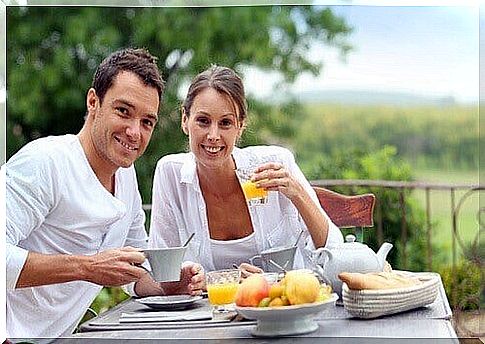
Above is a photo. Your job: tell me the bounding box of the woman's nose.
[207,124,220,141]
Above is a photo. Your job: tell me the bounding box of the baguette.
[338,272,421,290]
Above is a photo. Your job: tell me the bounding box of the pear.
[284,270,320,305]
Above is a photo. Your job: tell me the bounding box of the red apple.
[235,274,270,307]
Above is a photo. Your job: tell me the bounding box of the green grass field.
[411,167,480,267]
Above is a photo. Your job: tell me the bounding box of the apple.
[235,274,270,307]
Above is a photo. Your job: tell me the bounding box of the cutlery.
[293,230,304,247]
[269,259,288,273]
[183,232,195,247]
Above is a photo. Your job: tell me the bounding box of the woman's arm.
[252,150,341,248]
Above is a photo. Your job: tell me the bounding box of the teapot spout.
[376,242,393,267]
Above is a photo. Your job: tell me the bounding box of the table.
[62,278,458,343]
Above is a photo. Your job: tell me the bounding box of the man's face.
[87,71,159,170]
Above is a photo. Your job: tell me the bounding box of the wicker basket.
[342,271,440,319]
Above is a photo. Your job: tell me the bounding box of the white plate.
[236,293,338,337]
[135,295,203,310]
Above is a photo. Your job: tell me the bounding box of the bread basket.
[342,271,440,319]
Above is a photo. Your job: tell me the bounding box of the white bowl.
[235,293,338,337]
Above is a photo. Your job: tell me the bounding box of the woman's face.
[182,87,243,171]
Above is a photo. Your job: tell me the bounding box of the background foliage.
[7,5,352,202]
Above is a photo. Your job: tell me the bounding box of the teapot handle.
[313,247,333,266]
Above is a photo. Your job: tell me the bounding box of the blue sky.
[246,5,479,103]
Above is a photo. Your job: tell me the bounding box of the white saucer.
[136,295,203,310]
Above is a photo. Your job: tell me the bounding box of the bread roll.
[338,272,421,290]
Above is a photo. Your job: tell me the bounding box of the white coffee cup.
[143,247,187,282]
[249,246,297,273]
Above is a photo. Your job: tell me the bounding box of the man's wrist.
[76,255,93,283]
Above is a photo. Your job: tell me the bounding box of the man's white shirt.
[6,135,147,339]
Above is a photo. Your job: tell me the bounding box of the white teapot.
[312,234,393,297]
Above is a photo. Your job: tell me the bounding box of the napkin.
[120,310,212,323]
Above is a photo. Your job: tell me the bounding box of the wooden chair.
[312,186,375,228]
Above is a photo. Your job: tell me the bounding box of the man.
[6,48,204,339]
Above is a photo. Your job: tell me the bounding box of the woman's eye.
[220,119,233,128]
[196,117,210,126]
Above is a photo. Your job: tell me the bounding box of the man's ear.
[86,88,99,117]
[181,108,189,135]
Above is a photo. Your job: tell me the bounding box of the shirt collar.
[180,152,197,184]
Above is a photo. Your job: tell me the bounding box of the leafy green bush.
[439,260,482,310]
[301,145,429,271]
[82,287,129,324]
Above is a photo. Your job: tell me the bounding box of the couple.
[6,48,343,340]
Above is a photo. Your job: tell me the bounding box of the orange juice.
[207,283,239,305]
[241,180,268,201]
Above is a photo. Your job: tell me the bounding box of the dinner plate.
[135,295,203,310]
[236,293,338,337]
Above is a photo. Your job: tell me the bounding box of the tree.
[7,6,352,201]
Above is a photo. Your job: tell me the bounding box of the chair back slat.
[312,186,375,228]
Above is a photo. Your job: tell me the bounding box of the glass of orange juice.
[206,269,240,319]
[236,168,268,205]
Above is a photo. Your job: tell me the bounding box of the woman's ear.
[237,120,246,140]
[181,108,189,135]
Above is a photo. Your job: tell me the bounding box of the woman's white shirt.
[210,232,259,270]
[148,145,343,272]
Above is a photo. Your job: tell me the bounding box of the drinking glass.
[206,269,241,319]
[236,168,268,206]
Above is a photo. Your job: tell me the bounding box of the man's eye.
[115,107,128,116]
[143,119,154,127]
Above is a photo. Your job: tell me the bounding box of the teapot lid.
[345,234,357,243]
[340,234,367,250]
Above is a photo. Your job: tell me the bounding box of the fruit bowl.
[235,293,338,337]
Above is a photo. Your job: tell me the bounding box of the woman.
[148,65,343,273]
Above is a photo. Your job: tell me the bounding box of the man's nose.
[126,120,141,141]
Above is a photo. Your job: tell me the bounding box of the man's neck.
[77,128,117,194]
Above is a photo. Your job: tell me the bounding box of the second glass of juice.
[206,269,241,318]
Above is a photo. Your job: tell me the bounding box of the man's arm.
[15,247,147,288]
[5,151,148,289]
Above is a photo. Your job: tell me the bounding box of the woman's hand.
[159,261,205,295]
[238,263,263,279]
[252,162,304,201]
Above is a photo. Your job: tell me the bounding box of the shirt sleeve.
[122,169,149,297]
[283,148,343,255]
[5,149,57,290]
[148,161,181,249]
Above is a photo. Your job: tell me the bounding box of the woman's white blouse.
[210,232,259,270]
[148,145,343,272]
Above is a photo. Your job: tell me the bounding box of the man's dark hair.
[91,48,165,104]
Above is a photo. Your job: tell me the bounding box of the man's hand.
[82,247,147,287]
